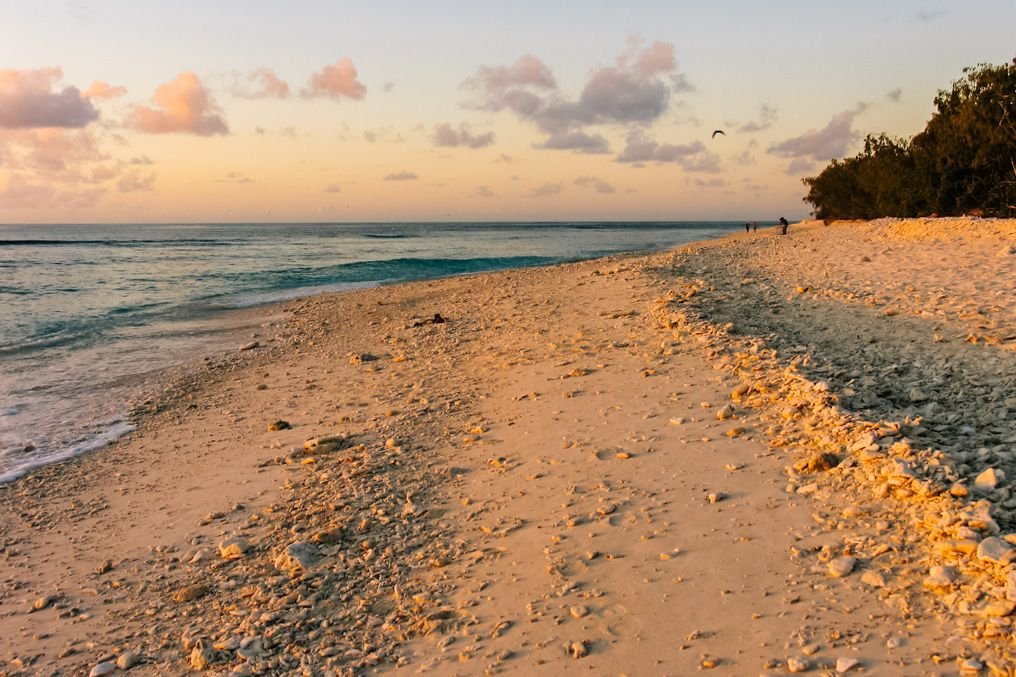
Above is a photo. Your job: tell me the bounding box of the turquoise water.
[0,221,742,481]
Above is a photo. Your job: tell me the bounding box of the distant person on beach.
[745,222,750,233]
[752,222,757,232]
[779,216,789,235]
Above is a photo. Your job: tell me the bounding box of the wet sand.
[1,217,1014,676]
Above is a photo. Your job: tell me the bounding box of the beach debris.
[976,537,1014,565]
[218,536,250,559]
[836,657,860,673]
[827,556,856,577]
[116,651,141,670]
[569,641,589,659]
[95,559,114,575]
[974,467,1005,491]
[189,640,217,670]
[267,420,291,431]
[348,352,379,364]
[173,584,209,603]
[88,662,116,677]
[239,340,259,351]
[32,595,55,611]
[794,452,840,473]
[275,541,323,573]
[411,313,447,327]
[787,656,810,672]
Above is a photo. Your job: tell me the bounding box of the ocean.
[0,220,743,482]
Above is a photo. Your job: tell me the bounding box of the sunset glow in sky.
[1,1,1014,223]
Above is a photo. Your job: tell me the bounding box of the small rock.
[836,657,860,673]
[267,420,291,431]
[569,605,589,619]
[95,559,114,575]
[975,467,1005,490]
[794,452,840,473]
[173,584,208,603]
[977,537,1014,564]
[924,565,959,590]
[237,636,264,660]
[569,641,588,659]
[190,640,217,670]
[980,599,1016,617]
[33,595,55,611]
[960,658,984,674]
[787,656,810,672]
[218,537,250,560]
[117,651,141,670]
[274,541,322,573]
[89,662,116,677]
[707,492,723,504]
[860,570,886,588]
[828,556,856,578]
[239,341,259,351]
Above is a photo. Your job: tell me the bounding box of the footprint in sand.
[598,603,643,641]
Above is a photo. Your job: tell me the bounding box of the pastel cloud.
[302,58,366,100]
[431,122,495,148]
[117,171,156,192]
[767,103,868,165]
[232,68,290,99]
[465,41,683,153]
[0,68,99,128]
[0,174,104,208]
[83,80,127,101]
[131,72,228,135]
[615,129,719,171]
[384,170,417,181]
[535,130,609,153]
[0,128,105,176]
[574,175,615,193]
[527,181,562,197]
[738,103,778,133]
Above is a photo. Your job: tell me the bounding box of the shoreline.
[0,224,737,487]
[1,218,1013,675]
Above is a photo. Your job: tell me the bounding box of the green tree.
[804,57,1016,219]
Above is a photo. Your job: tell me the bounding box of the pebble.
[267,420,291,431]
[960,657,984,673]
[569,641,589,659]
[787,656,810,672]
[569,605,589,619]
[976,537,1014,564]
[190,640,216,670]
[860,570,886,587]
[975,467,1005,490]
[117,651,141,670]
[173,583,209,603]
[88,662,116,677]
[218,537,251,559]
[836,657,860,673]
[274,541,323,573]
[827,556,856,577]
[924,565,958,590]
[33,595,55,611]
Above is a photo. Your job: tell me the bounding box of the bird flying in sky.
[712,130,726,138]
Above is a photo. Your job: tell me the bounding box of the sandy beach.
[2,218,1015,676]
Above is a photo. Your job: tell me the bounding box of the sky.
[0,1,1013,224]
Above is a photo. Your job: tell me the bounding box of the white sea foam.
[0,420,136,484]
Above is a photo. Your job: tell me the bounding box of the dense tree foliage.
[803,58,1016,220]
